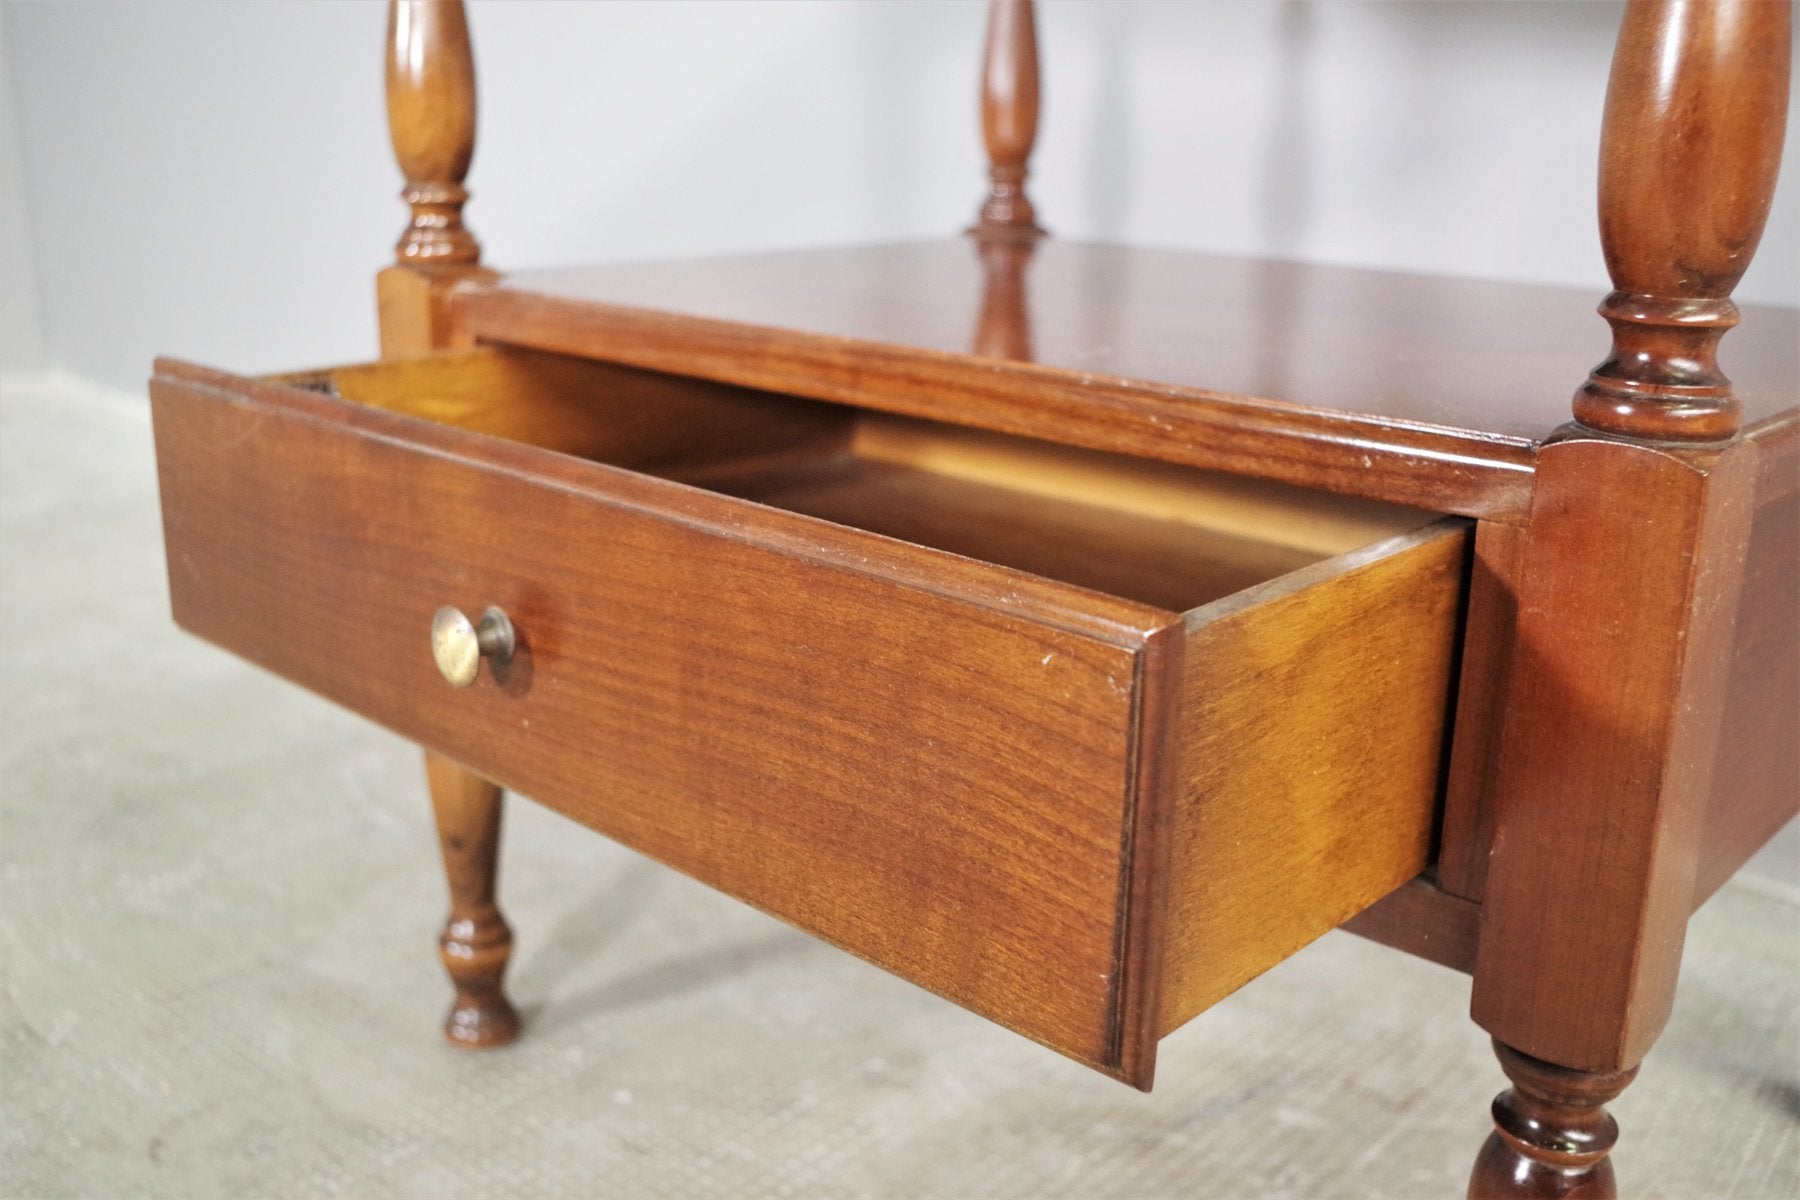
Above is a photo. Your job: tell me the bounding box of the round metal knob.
[431,605,515,688]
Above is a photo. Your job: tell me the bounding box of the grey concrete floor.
[1,373,1796,1200]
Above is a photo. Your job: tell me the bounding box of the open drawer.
[149,345,1467,1088]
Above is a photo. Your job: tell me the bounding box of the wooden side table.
[148,2,1795,1195]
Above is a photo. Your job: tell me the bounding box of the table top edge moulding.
[451,241,1797,523]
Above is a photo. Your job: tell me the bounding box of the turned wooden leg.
[1468,1041,1638,1200]
[425,751,520,1049]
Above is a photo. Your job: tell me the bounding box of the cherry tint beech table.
[147,2,1795,1196]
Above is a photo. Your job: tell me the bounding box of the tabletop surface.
[471,240,1798,448]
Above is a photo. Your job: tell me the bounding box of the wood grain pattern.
[455,241,1798,520]
[376,264,493,360]
[284,347,1442,610]
[149,350,1469,1087]
[425,750,520,1048]
[387,0,479,265]
[848,415,1433,558]
[1447,418,1800,911]
[144,0,1800,1184]
[1468,1042,1638,1200]
[1341,877,1480,975]
[374,34,513,1053]
[151,359,1166,1082]
[971,237,1035,360]
[1436,520,1528,901]
[1158,522,1467,1034]
[1471,436,1758,1071]
[285,348,1434,587]
[281,347,854,474]
[698,457,1319,615]
[1693,417,1800,905]
[1574,0,1790,441]
[973,0,1043,237]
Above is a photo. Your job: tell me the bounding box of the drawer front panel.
[150,368,1163,1077]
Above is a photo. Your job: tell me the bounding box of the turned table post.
[377,0,494,358]
[378,0,520,1051]
[1467,2,1789,1196]
[968,1,1044,361]
[971,0,1044,239]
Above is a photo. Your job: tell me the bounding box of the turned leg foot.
[425,751,520,1050]
[1468,1040,1638,1200]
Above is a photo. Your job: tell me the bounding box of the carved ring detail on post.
[1573,0,1790,442]
[387,0,481,265]
[1468,1042,1639,1200]
[972,0,1046,239]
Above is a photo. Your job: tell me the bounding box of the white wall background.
[0,8,43,373]
[2,0,1795,393]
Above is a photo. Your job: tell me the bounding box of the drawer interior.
[289,347,1440,614]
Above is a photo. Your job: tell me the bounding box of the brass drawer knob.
[431,605,515,688]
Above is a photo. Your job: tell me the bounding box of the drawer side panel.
[150,374,1149,1075]
[1158,523,1468,1034]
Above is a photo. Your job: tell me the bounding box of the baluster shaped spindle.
[1574,0,1790,441]
[1468,1042,1639,1200]
[972,0,1044,238]
[387,0,480,265]
[426,752,520,1049]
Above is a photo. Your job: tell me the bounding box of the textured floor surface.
[1,373,1796,1200]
